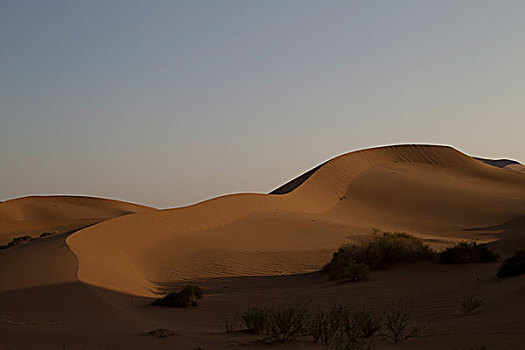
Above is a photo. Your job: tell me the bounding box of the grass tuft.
[460,294,485,315]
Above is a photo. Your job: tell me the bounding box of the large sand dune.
[64,145,525,297]
[2,144,525,349]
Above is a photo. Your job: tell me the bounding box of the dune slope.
[0,196,155,245]
[65,145,525,297]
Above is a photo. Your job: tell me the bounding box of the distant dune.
[0,196,155,245]
[505,163,525,173]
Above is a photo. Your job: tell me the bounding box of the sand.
[0,195,155,245]
[1,144,525,349]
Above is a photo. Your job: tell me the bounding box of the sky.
[1,0,524,208]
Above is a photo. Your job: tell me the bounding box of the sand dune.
[0,195,155,245]
[506,163,525,173]
[475,156,525,173]
[64,145,525,297]
[2,144,525,349]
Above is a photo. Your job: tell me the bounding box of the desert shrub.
[151,285,203,308]
[240,304,270,334]
[383,302,425,344]
[497,250,525,278]
[0,235,33,250]
[322,230,435,281]
[218,311,239,333]
[308,304,350,344]
[263,300,311,343]
[352,309,382,338]
[363,231,436,269]
[439,241,498,264]
[330,317,368,350]
[461,294,485,315]
[152,291,188,307]
[323,260,371,282]
[142,328,177,338]
[331,332,365,350]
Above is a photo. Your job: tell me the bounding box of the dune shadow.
[149,271,324,295]
[463,215,525,254]
[270,162,327,194]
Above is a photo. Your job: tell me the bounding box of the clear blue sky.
[1,0,524,208]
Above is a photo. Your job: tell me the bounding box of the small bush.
[324,260,370,282]
[331,335,365,350]
[152,285,203,308]
[240,304,270,334]
[461,294,485,315]
[383,302,425,345]
[439,241,499,264]
[218,311,239,333]
[0,235,33,250]
[352,309,382,338]
[332,318,366,350]
[497,250,525,278]
[263,300,311,343]
[322,230,435,281]
[142,328,177,338]
[309,304,350,344]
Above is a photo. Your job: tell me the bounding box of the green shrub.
[461,294,485,315]
[383,302,425,345]
[322,230,435,281]
[263,300,311,343]
[240,304,270,334]
[439,241,498,264]
[497,250,525,278]
[308,304,350,344]
[152,285,203,308]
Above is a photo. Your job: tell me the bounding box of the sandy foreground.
[1,144,525,349]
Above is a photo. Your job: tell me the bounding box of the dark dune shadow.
[151,271,324,295]
[270,162,326,194]
[463,215,525,254]
[474,157,521,168]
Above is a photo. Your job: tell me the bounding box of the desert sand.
[0,195,155,245]
[1,144,525,349]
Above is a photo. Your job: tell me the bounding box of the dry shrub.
[263,300,311,343]
[309,304,350,344]
[322,230,435,281]
[240,304,270,334]
[461,294,485,315]
[439,241,498,264]
[152,285,203,308]
[383,302,425,344]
